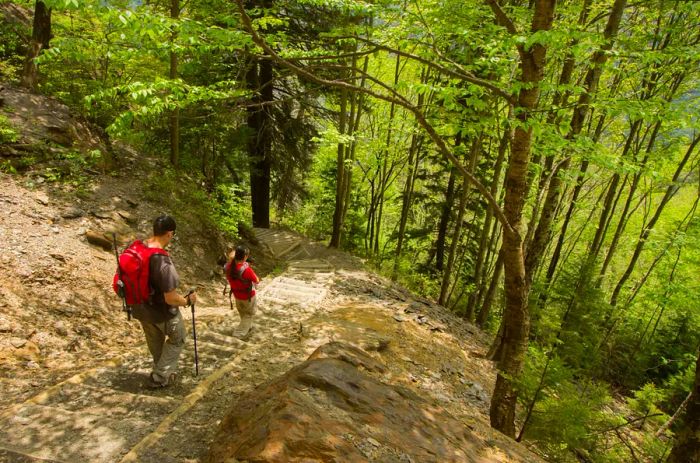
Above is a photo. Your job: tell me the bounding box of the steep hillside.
[0,84,238,408]
[0,86,545,462]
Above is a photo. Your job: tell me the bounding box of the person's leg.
[140,321,165,366]
[234,296,256,337]
[151,311,186,385]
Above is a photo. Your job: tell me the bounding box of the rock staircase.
[0,228,334,463]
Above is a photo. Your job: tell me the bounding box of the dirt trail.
[0,221,525,462]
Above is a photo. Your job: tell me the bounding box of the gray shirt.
[132,254,180,324]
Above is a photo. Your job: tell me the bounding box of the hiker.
[128,215,196,388]
[225,245,260,338]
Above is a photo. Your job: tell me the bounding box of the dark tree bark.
[329,86,348,247]
[434,166,457,271]
[21,0,51,91]
[169,0,180,167]
[247,57,273,228]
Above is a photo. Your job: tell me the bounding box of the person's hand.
[186,291,197,306]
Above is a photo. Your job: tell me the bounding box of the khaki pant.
[233,296,256,337]
[140,310,186,385]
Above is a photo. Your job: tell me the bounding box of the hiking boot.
[147,373,167,389]
[147,372,177,389]
[233,316,253,339]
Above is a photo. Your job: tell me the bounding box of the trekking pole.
[187,289,199,376]
[111,233,131,321]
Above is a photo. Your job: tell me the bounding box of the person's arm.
[156,256,197,306]
[164,290,196,306]
[246,267,260,284]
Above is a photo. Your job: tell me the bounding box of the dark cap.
[153,215,176,236]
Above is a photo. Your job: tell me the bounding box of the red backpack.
[112,240,168,305]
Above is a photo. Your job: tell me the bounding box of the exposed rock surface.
[0,84,107,154]
[207,342,541,463]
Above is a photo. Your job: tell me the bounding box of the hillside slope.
[0,86,544,462]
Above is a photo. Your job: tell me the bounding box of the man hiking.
[225,245,260,338]
[122,215,196,388]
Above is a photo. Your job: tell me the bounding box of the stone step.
[288,264,333,273]
[0,404,152,462]
[276,242,302,258]
[196,340,240,356]
[0,446,63,462]
[255,294,289,307]
[287,259,332,269]
[266,279,327,294]
[263,288,326,304]
[252,227,276,238]
[40,383,176,416]
[263,280,327,296]
[198,330,245,347]
[286,246,313,260]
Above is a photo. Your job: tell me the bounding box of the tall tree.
[21,0,51,90]
[169,0,180,166]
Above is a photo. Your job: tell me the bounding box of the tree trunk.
[329,86,348,247]
[588,120,641,261]
[525,0,627,280]
[439,178,469,306]
[169,0,180,167]
[434,166,457,271]
[372,55,401,256]
[477,250,504,328]
[393,68,429,278]
[667,351,700,463]
[393,127,424,278]
[247,57,273,228]
[340,56,369,230]
[488,0,556,436]
[467,124,509,320]
[21,0,51,91]
[439,136,480,305]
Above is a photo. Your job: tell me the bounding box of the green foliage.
[627,383,670,427]
[0,13,26,82]
[86,79,245,137]
[0,115,19,143]
[518,349,613,462]
[211,184,251,239]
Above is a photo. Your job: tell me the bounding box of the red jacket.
[225,261,258,300]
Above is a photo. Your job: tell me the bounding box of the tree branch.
[485,0,518,35]
[326,36,516,104]
[234,0,514,236]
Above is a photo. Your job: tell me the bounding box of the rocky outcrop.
[0,84,108,159]
[206,342,540,463]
